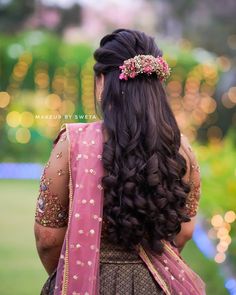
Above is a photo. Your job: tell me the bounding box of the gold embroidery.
[35,171,68,228]
[185,163,201,217]
[56,152,62,159]
[137,245,172,295]
[181,136,201,218]
[60,133,67,142]
[62,123,73,294]
[57,169,66,176]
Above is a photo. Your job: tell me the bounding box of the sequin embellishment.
[35,171,68,227]
[184,144,201,218]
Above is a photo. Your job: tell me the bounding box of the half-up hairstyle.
[93,29,190,254]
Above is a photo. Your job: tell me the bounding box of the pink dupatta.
[54,121,206,295]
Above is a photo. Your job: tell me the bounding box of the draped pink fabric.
[54,120,206,295]
[136,242,206,295]
[54,121,104,295]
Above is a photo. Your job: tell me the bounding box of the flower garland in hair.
[119,54,171,81]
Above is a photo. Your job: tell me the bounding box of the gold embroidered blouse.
[35,127,69,228]
[35,129,201,228]
[180,134,201,218]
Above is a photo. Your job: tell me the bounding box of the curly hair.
[93,29,191,254]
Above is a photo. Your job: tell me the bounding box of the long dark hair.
[93,29,190,254]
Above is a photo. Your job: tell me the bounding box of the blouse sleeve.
[180,135,201,218]
[35,127,70,228]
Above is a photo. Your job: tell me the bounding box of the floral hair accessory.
[119,54,171,81]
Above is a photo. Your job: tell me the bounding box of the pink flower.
[119,54,170,82]
[119,73,128,80]
[129,72,136,78]
[144,66,152,73]
[119,73,124,80]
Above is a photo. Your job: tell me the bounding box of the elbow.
[175,233,192,250]
[181,225,194,243]
[36,240,56,255]
[34,223,58,254]
[174,221,195,249]
[183,227,194,241]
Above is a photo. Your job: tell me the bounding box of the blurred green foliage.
[0,31,93,90]
[0,31,94,162]
[1,31,233,162]
[194,131,236,266]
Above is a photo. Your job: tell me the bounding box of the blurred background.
[0,0,236,294]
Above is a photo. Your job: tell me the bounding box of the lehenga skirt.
[99,237,164,295]
[41,237,164,295]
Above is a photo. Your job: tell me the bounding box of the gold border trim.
[138,245,172,295]
[163,241,201,282]
[61,123,74,294]
[163,241,206,291]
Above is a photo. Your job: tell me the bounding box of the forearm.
[174,216,196,252]
[36,244,62,275]
[173,234,189,253]
[34,223,67,275]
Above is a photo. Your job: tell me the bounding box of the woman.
[34,29,205,295]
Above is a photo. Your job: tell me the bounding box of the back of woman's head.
[93,29,190,254]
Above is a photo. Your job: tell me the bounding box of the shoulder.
[66,121,102,131]
[180,133,197,164]
[53,124,67,146]
[53,123,87,145]
[180,133,201,180]
[180,133,191,151]
[179,133,201,183]
[53,121,103,146]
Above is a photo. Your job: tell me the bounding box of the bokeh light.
[215,253,226,264]
[224,211,236,224]
[228,87,236,103]
[207,126,223,142]
[59,100,75,114]
[216,241,229,253]
[15,127,31,144]
[20,112,34,128]
[0,92,11,108]
[199,95,217,114]
[217,227,229,239]
[222,92,236,109]
[216,56,231,72]
[209,210,235,269]
[211,215,224,227]
[45,94,62,110]
[6,111,21,127]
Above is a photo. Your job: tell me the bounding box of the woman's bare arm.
[174,216,197,252]
[34,127,69,275]
[174,135,201,252]
[34,224,67,274]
